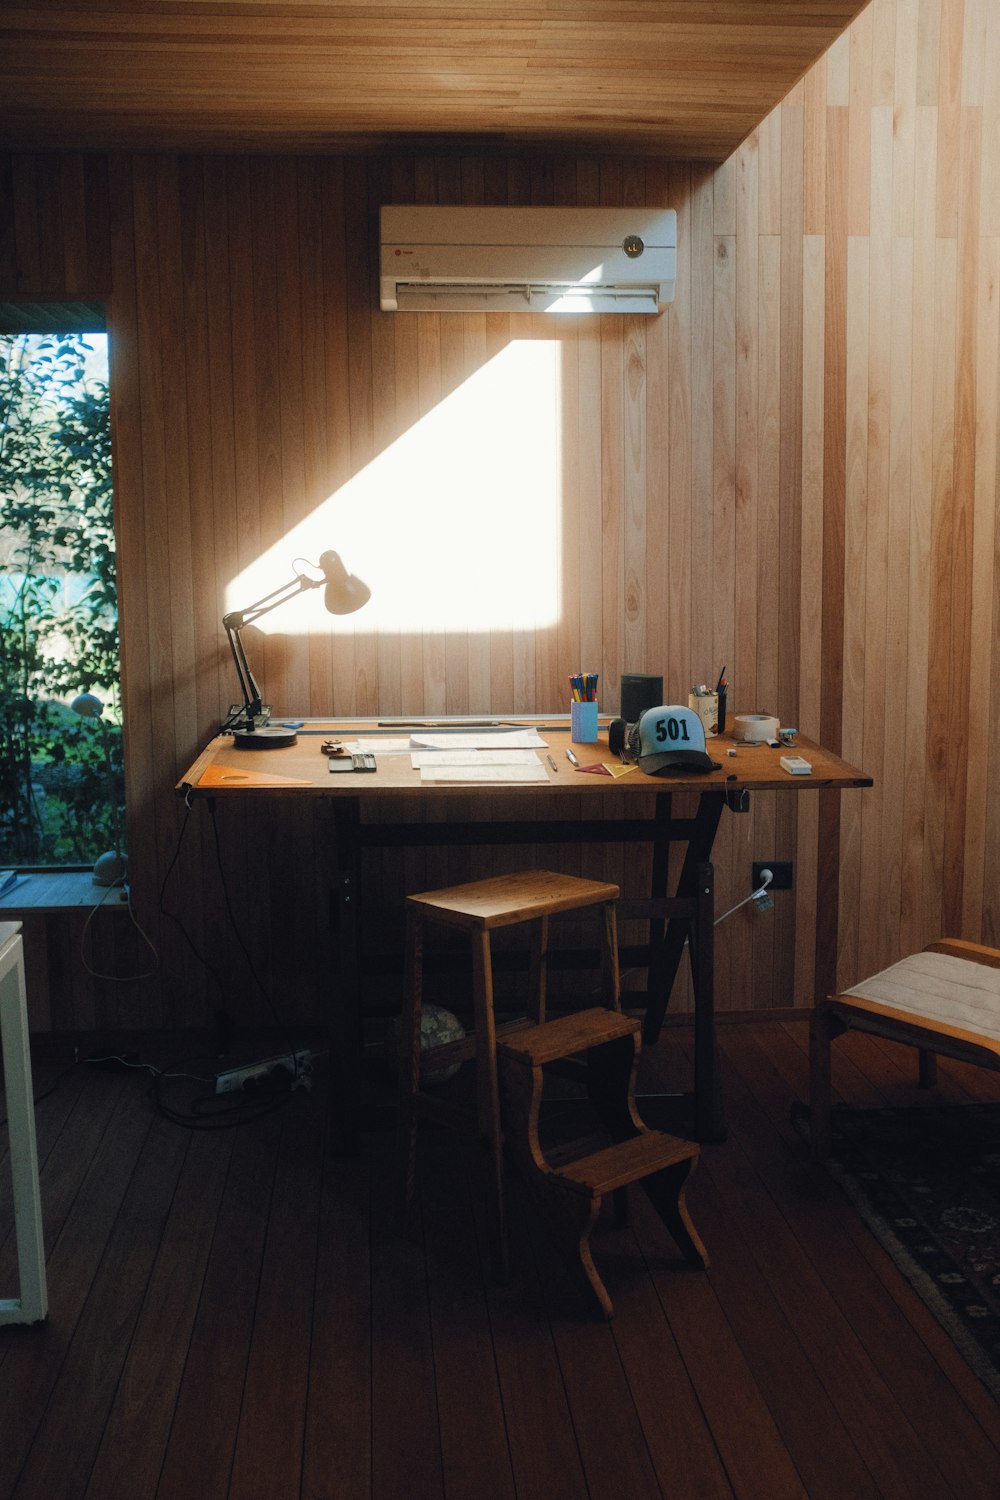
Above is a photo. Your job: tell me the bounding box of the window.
[0,308,123,870]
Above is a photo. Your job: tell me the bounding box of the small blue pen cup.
[571,700,599,744]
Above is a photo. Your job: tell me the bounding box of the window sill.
[0,871,129,914]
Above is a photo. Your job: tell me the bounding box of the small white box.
[780,755,812,775]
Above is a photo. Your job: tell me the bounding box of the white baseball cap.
[632,705,718,775]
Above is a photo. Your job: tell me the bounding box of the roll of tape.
[731,713,780,743]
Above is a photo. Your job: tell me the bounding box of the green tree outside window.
[0,330,123,867]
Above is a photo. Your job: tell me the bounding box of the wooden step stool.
[397,869,621,1282]
[497,1007,709,1319]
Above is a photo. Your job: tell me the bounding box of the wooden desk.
[178,718,871,1149]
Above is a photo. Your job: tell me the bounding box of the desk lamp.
[70,692,127,886]
[222,550,370,748]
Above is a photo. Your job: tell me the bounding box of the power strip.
[215,1049,313,1095]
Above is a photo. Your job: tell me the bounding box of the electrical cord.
[0,1046,316,1133]
[2,792,320,1133]
[79,880,160,982]
[158,795,234,1007]
[160,793,298,1058]
[203,797,309,1081]
[151,1053,311,1130]
[715,867,775,926]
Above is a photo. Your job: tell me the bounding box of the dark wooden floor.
[2,1018,999,1500]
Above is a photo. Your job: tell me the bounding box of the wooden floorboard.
[1,1022,998,1500]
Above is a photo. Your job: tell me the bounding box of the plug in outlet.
[752,860,793,890]
[215,1049,313,1095]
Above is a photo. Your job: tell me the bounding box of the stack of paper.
[410,728,549,784]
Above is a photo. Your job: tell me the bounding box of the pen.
[547,754,559,772]
[565,748,579,766]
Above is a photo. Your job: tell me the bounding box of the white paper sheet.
[410,749,541,769]
[409,730,546,750]
[348,738,410,753]
[419,763,549,785]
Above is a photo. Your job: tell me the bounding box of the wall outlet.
[215,1049,313,1095]
[753,860,793,890]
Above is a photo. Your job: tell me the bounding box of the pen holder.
[687,691,719,738]
[571,700,599,744]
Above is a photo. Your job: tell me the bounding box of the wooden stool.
[397,869,621,1280]
[809,939,1000,1160]
[498,1008,708,1318]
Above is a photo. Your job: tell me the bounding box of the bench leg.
[809,1006,840,1161]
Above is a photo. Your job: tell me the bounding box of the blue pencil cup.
[571,700,599,744]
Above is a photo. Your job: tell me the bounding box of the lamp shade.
[319,551,371,615]
[71,692,105,719]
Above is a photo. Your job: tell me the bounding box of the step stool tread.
[554,1130,698,1194]
[498,1006,637,1065]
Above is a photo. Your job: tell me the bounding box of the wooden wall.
[2,0,998,1037]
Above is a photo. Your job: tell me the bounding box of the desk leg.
[690,859,725,1142]
[644,791,672,1029]
[642,794,723,1046]
[328,800,363,1155]
[640,794,726,1143]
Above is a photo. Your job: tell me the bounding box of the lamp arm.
[221,569,323,729]
[224,620,263,723]
[221,570,321,632]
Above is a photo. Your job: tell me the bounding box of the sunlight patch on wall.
[226,340,562,633]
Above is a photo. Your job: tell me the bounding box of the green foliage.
[0,332,123,865]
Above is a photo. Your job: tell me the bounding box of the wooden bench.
[809,939,1000,1159]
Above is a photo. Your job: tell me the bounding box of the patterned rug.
[824,1101,1000,1400]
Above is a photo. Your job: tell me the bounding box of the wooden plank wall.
[1,0,997,1036]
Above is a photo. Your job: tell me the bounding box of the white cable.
[79,881,159,982]
[714,867,773,926]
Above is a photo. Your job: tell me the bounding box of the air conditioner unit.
[379,206,676,314]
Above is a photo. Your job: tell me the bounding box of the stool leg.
[639,1158,709,1270]
[396,907,424,1230]
[471,928,508,1282]
[600,901,621,1009]
[527,915,549,1024]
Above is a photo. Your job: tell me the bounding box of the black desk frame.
[323,789,726,1153]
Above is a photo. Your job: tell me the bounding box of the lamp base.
[229,726,299,749]
[93,851,127,887]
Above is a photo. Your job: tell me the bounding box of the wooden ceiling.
[0,2,869,162]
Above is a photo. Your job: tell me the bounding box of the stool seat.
[397,869,621,1282]
[406,869,622,929]
[809,939,1000,1159]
